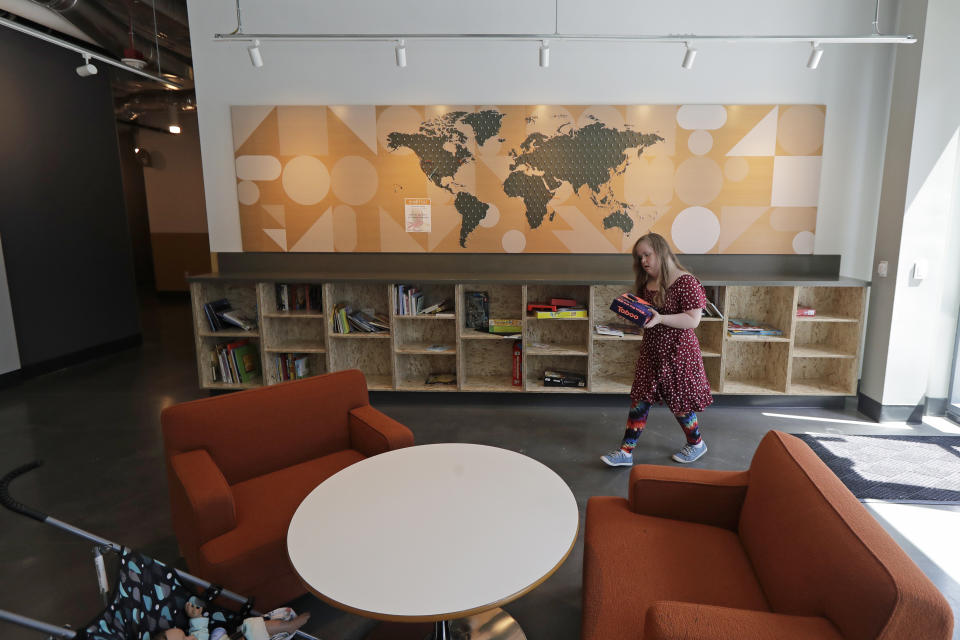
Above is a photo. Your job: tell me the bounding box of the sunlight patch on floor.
[865,503,960,586]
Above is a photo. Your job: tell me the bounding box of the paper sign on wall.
[404,198,431,232]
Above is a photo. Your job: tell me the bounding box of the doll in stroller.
[0,462,318,640]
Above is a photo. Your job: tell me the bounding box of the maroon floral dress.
[630,273,714,414]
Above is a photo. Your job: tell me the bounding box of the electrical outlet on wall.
[877,260,888,277]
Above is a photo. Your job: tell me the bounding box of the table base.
[363,608,526,640]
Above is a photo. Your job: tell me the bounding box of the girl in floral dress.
[601,232,714,466]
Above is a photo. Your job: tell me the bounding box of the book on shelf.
[796,306,816,317]
[219,309,257,332]
[276,283,322,312]
[535,309,587,319]
[488,318,521,334]
[274,353,312,381]
[465,291,489,329]
[425,344,452,352]
[333,303,389,333]
[202,298,232,331]
[232,342,260,383]
[543,369,586,388]
[424,372,456,385]
[420,299,452,315]
[594,324,624,337]
[727,318,783,336]
[704,300,723,318]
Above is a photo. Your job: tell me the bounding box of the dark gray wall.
[0,28,140,367]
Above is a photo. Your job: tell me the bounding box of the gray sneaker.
[601,449,634,467]
[672,441,707,463]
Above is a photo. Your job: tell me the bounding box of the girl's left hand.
[644,309,661,328]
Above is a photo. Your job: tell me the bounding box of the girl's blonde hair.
[632,232,690,306]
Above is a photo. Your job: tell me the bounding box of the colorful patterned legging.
[619,399,702,453]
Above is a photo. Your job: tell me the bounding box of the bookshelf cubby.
[190,277,867,398]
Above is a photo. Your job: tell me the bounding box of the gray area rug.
[796,433,960,503]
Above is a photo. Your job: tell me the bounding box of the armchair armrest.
[348,405,414,457]
[170,450,237,545]
[645,602,843,640]
[629,465,749,530]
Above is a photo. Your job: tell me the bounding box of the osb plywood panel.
[793,322,860,357]
[590,340,643,384]
[525,320,589,351]
[796,286,865,320]
[461,340,521,392]
[790,358,856,395]
[231,104,823,254]
[726,286,795,339]
[395,318,457,347]
[694,321,723,356]
[263,317,325,350]
[329,338,392,378]
[397,353,458,390]
[723,341,789,393]
[525,354,588,390]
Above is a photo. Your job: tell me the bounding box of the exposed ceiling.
[0,0,195,123]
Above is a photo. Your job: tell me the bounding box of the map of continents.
[386,109,663,248]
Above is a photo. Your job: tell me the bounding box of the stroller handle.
[0,461,49,522]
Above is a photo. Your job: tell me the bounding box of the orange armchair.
[582,430,953,640]
[161,369,414,609]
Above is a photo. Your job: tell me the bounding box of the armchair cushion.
[199,449,365,597]
[582,497,769,640]
[644,602,843,640]
[629,466,749,531]
[348,405,415,457]
[170,450,236,545]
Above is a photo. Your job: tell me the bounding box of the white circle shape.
[676,105,727,130]
[236,180,260,205]
[671,206,720,253]
[331,156,378,205]
[282,156,330,205]
[687,130,713,155]
[793,231,815,254]
[479,204,500,228]
[502,230,527,253]
[235,155,282,181]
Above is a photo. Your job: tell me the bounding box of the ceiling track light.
[681,42,697,69]
[395,39,407,67]
[75,53,97,77]
[539,40,550,68]
[807,41,824,69]
[248,39,263,67]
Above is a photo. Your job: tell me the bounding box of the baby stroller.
[0,462,320,640]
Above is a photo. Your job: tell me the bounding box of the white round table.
[287,443,579,640]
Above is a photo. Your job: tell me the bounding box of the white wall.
[186,0,903,280]
[864,0,960,407]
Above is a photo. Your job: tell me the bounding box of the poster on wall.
[230,104,824,254]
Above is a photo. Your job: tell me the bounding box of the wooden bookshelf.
[189,278,867,397]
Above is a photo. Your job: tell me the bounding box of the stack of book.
[594,323,644,337]
[528,298,587,319]
[275,284,322,312]
[203,299,257,332]
[274,353,311,381]
[210,340,260,384]
[332,304,390,333]
[727,318,783,336]
[488,318,521,335]
[543,369,586,388]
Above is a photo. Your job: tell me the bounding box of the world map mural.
[230,104,825,254]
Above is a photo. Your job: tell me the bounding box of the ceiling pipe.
[28,0,192,80]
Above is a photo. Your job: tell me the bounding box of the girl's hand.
[644,309,661,328]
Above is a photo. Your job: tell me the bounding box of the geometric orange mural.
[231,104,824,254]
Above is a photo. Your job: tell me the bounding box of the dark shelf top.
[189,271,869,287]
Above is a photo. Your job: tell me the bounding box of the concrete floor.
[0,293,957,640]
